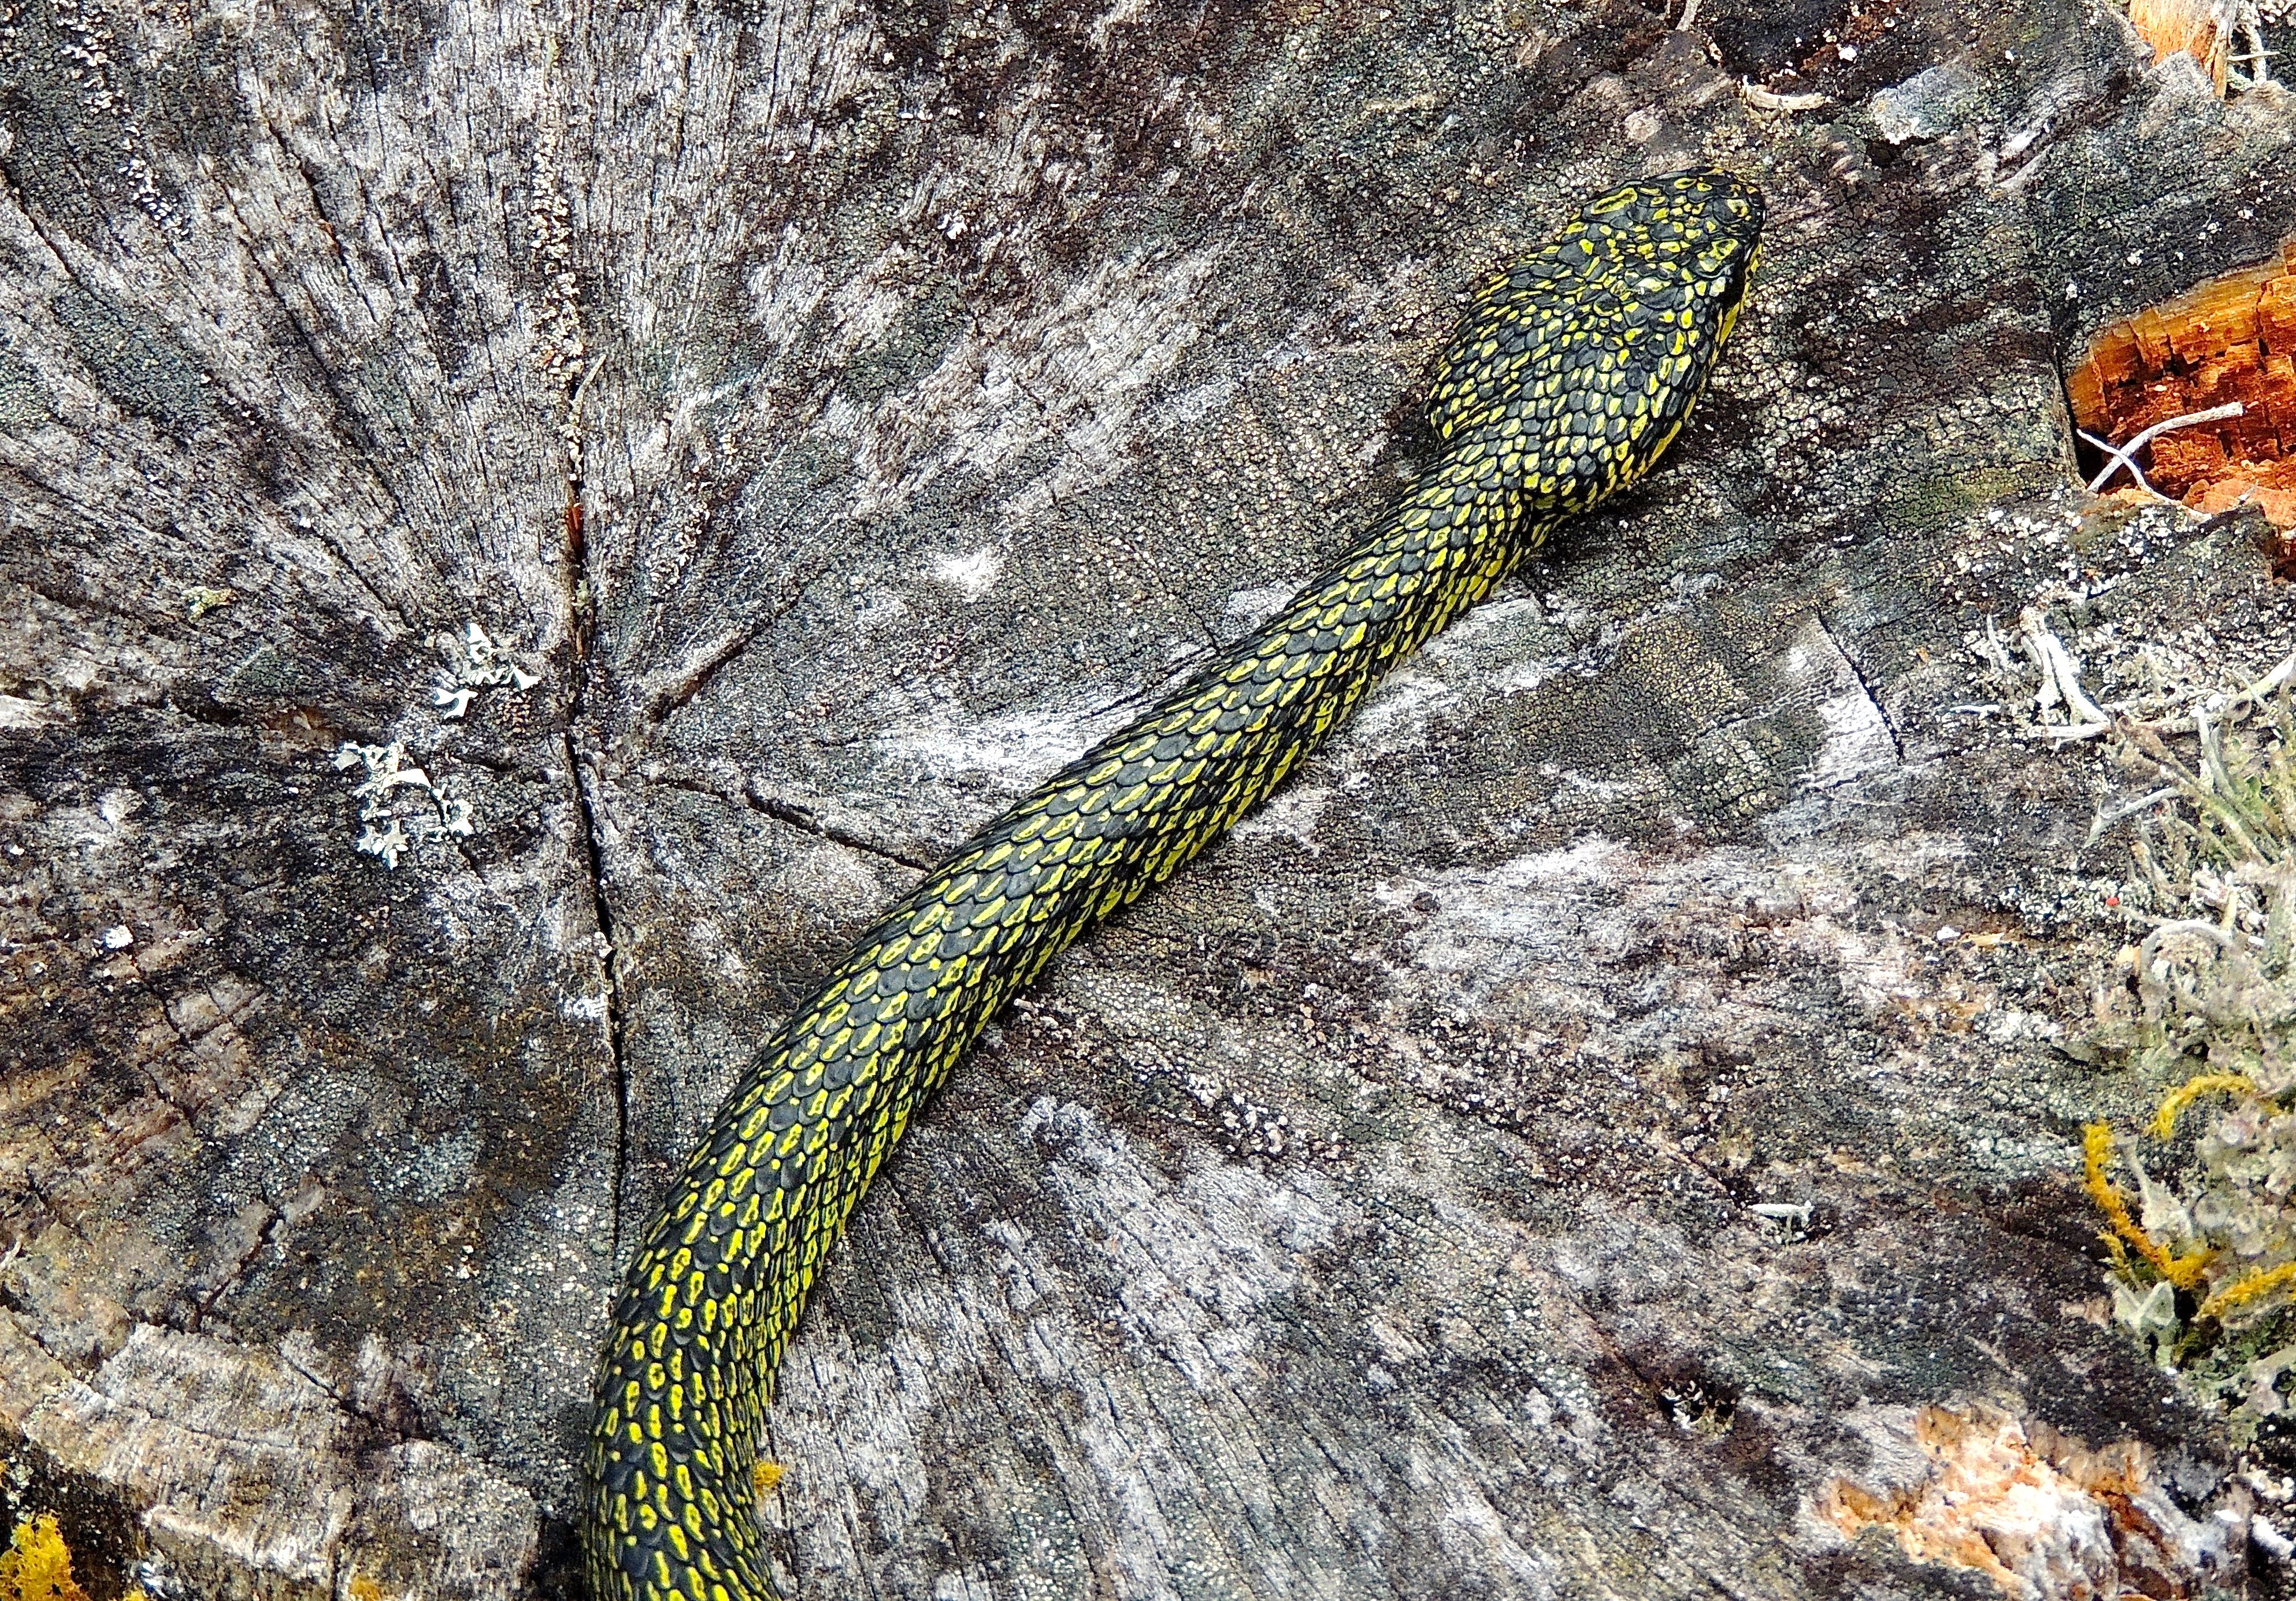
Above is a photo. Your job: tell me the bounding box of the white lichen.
[334,741,474,869]
[333,624,536,866]
[1748,1200,1814,1240]
[431,621,540,720]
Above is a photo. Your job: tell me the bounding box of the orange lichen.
[2068,239,2296,533]
[0,1516,91,1601]
[2082,1122,2212,1288]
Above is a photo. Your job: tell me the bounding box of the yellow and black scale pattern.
[585,168,1764,1601]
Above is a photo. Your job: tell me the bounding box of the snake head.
[1427,168,1764,515]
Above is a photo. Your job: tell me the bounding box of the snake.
[584,166,1764,1601]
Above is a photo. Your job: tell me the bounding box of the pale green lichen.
[431,620,539,720]
[335,740,473,868]
[2081,681,2296,1425]
[334,623,536,868]
[181,584,235,620]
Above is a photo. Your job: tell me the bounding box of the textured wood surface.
[5,0,2296,1596]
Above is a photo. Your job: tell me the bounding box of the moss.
[2081,685,2296,1424]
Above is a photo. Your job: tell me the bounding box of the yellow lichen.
[752,1461,784,1494]
[2151,1071,2260,1139]
[2082,1121,2212,1289]
[0,1515,91,1601]
[2202,1261,2296,1321]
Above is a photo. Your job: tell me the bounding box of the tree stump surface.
[5,0,2296,1595]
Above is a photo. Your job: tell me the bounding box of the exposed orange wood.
[2069,239,2296,530]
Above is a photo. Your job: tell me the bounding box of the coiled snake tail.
[584,167,1763,1601]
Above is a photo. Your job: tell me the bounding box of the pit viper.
[585,166,1764,1601]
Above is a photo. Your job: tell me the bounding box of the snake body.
[585,168,1763,1601]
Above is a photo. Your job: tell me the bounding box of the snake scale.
[584,168,1764,1601]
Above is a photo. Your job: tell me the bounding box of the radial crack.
[741,779,936,872]
[565,734,632,1254]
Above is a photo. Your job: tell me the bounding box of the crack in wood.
[563,733,631,1258]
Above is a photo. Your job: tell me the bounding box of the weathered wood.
[5,0,2296,1595]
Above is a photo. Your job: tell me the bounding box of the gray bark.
[3,0,2295,1595]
